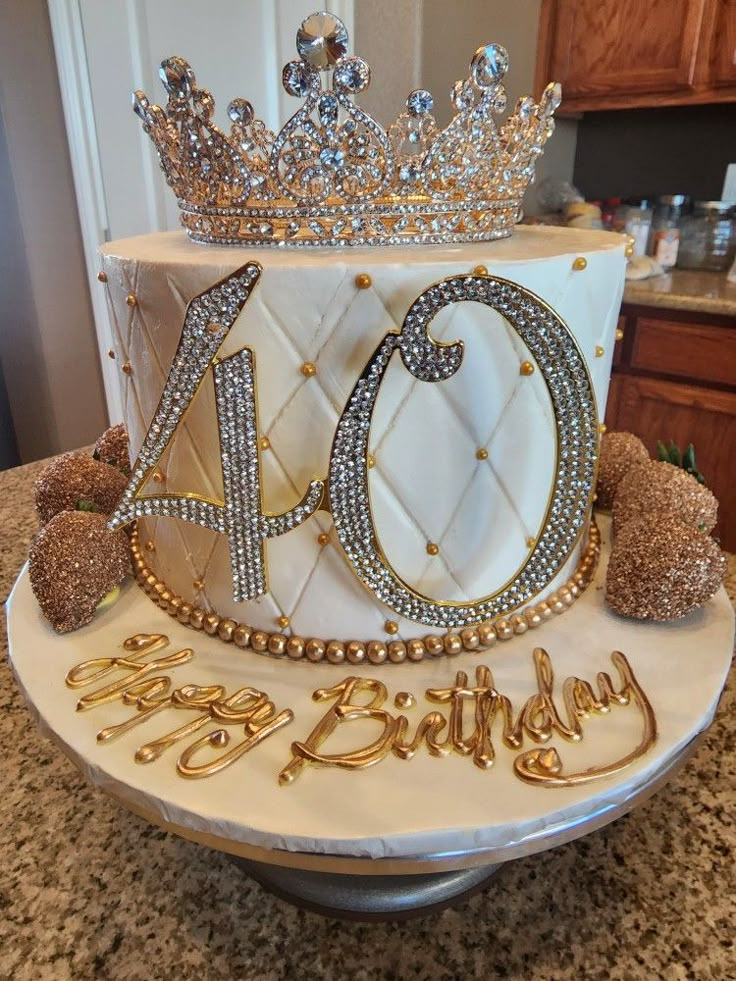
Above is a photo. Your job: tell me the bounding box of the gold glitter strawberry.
[596,431,650,510]
[34,450,128,525]
[94,423,131,475]
[29,510,131,633]
[606,516,726,621]
[612,460,718,536]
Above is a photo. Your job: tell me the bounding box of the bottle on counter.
[649,194,690,270]
[621,197,654,257]
[677,201,735,272]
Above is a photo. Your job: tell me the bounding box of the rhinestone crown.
[133,10,561,248]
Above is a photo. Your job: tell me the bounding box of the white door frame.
[47,0,354,426]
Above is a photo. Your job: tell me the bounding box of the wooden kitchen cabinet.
[605,304,736,549]
[536,0,736,112]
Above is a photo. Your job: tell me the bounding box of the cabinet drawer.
[631,317,736,387]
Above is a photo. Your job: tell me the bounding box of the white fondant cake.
[100,226,625,642]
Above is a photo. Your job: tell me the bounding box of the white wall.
[0,0,107,463]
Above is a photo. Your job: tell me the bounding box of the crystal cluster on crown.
[133,10,562,248]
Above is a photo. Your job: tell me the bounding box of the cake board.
[8,517,734,918]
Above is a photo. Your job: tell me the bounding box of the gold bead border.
[128,520,601,665]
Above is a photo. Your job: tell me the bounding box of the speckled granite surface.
[624,268,736,317]
[2,456,735,981]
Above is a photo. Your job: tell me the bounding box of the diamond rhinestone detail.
[329,274,598,629]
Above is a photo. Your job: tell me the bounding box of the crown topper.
[133,10,561,247]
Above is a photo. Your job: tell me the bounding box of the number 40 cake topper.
[108,263,599,629]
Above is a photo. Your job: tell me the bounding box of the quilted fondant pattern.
[101,228,625,639]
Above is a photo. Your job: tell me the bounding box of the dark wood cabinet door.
[709,0,736,85]
[538,0,709,109]
[605,374,736,549]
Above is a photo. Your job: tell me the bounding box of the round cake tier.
[100,227,625,640]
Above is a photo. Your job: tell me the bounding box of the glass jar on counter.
[650,194,690,270]
[677,201,735,271]
[621,197,653,257]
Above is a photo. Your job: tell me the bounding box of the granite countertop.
[2,457,735,981]
[623,268,736,317]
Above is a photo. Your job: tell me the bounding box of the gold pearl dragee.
[301,362,317,378]
[259,436,271,451]
[367,454,376,469]
[615,327,625,342]
[317,532,330,546]
[355,273,372,290]
[572,257,587,271]
[526,536,536,549]
[107,349,116,359]
[476,447,488,461]
[127,517,602,663]
[520,360,535,376]
[126,292,137,307]
[595,345,604,358]
[97,270,108,283]
[122,362,132,375]
[152,470,164,483]
[599,422,607,434]
[426,542,439,556]
[472,265,488,276]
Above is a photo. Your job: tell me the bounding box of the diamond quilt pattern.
[100,230,624,639]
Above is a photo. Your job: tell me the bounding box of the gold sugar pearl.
[394,691,416,709]
[616,328,625,342]
[346,641,366,664]
[598,422,607,434]
[595,345,605,358]
[424,635,444,656]
[367,640,387,664]
[193,578,205,590]
[107,349,116,359]
[234,625,252,648]
[97,270,108,283]
[269,634,287,656]
[259,436,271,451]
[122,362,132,375]
[355,273,372,290]
[277,614,290,630]
[511,614,528,635]
[520,361,535,376]
[152,471,164,483]
[317,532,330,547]
[305,638,326,662]
[388,640,407,663]
[251,631,269,652]
[384,620,399,635]
[218,618,237,642]
[203,613,221,636]
[472,265,488,276]
[460,627,480,651]
[426,542,439,556]
[367,454,376,469]
[126,293,137,307]
[526,536,536,549]
[406,639,425,661]
[443,634,462,656]
[496,619,514,640]
[144,540,155,552]
[476,447,488,461]
[301,362,317,378]
[572,257,588,271]
[478,623,497,646]
[286,636,306,659]
[326,640,346,664]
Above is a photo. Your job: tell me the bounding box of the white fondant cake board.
[7,518,734,873]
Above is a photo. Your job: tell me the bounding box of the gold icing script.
[278,648,657,787]
[65,633,293,778]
